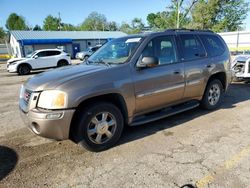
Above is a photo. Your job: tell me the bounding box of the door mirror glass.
[137,56,159,68]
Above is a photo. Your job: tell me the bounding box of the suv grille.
[23,89,32,105]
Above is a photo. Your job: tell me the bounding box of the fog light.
[46,113,63,120]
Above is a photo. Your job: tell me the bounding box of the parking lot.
[0,61,250,188]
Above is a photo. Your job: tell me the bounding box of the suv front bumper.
[20,107,75,140]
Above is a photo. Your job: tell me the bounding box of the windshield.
[26,51,37,58]
[88,36,143,65]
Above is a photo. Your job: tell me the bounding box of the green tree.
[0,27,6,42]
[147,0,195,30]
[6,13,28,30]
[43,15,61,31]
[33,25,42,31]
[119,22,133,34]
[107,21,118,31]
[80,12,107,31]
[61,23,77,31]
[191,0,249,32]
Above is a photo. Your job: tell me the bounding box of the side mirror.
[137,56,159,68]
[34,55,38,59]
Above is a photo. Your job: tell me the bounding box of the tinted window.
[46,51,61,56]
[36,51,47,57]
[179,34,205,61]
[91,47,100,52]
[199,35,225,57]
[141,36,177,65]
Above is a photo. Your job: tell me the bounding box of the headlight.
[10,62,17,66]
[37,90,67,109]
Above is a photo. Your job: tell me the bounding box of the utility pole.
[58,12,62,31]
[176,1,180,28]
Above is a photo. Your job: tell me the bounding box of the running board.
[131,100,200,126]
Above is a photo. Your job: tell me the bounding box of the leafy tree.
[0,27,6,42]
[119,22,133,34]
[80,12,107,31]
[61,23,77,31]
[43,15,61,31]
[107,21,118,31]
[6,13,28,30]
[147,0,195,30]
[33,25,42,31]
[191,0,249,32]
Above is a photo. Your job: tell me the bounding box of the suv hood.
[24,64,107,91]
[7,57,27,64]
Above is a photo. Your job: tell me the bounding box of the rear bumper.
[20,107,75,140]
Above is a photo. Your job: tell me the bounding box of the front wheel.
[18,65,30,75]
[200,79,224,110]
[73,102,124,152]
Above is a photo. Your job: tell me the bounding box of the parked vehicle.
[7,49,71,75]
[75,45,101,60]
[231,55,250,81]
[19,29,232,151]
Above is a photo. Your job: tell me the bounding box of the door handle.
[173,70,181,74]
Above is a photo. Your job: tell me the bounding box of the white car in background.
[231,55,250,81]
[75,45,101,60]
[7,49,71,75]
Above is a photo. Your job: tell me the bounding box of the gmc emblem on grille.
[24,91,30,101]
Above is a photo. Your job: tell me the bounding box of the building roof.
[10,30,127,40]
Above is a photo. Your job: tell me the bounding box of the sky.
[1,0,250,30]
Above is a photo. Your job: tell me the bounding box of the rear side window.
[179,34,205,61]
[199,35,225,57]
[46,51,61,56]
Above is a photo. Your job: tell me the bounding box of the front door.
[133,35,185,114]
[72,43,80,58]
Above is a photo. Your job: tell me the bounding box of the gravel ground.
[0,61,250,188]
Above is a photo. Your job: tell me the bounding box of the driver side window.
[36,51,47,57]
[141,36,177,66]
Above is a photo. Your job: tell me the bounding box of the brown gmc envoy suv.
[19,29,232,151]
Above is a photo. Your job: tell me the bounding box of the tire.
[57,60,68,67]
[18,64,31,75]
[73,102,124,152]
[84,55,89,61]
[200,79,224,110]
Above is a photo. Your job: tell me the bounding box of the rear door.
[133,35,185,114]
[177,34,208,100]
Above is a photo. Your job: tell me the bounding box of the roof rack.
[165,28,214,33]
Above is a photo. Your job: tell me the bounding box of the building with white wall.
[9,31,127,58]
[218,31,250,51]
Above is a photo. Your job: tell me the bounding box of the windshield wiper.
[88,59,111,67]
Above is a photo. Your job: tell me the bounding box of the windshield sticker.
[125,38,141,43]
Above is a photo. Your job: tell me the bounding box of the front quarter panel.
[56,64,136,118]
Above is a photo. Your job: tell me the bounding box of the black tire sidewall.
[76,102,124,152]
[18,65,30,75]
[201,79,224,110]
[57,60,68,67]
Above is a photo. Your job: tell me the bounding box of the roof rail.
[165,28,214,33]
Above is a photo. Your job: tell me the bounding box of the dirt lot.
[0,61,250,188]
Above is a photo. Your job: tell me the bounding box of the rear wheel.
[84,55,89,61]
[18,65,30,75]
[73,102,124,152]
[57,60,68,67]
[200,79,224,110]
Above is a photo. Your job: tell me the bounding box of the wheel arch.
[207,72,227,91]
[69,93,128,142]
[17,63,32,71]
[57,59,69,65]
